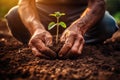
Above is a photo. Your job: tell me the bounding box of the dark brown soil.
[0,34,120,80]
[49,35,63,58]
[0,20,120,80]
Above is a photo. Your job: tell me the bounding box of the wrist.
[71,22,86,36]
[32,28,46,35]
[30,22,46,35]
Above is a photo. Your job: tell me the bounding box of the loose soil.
[0,20,120,80]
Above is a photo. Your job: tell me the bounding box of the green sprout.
[48,11,67,44]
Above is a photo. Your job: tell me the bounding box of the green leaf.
[55,12,65,17]
[48,22,57,30]
[60,13,65,16]
[59,22,67,28]
[49,14,56,17]
[55,12,61,17]
[49,12,66,18]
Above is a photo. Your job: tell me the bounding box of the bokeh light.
[0,0,18,18]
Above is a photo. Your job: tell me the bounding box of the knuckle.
[79,38,83,42]
[77,34,83,39]
[28,40,35,47]
[66,30,77,37]
[48,33,52,37]
[70,32,77,37]
[79,36,84,42]
[60,35,66,42]
[30,38,37,44]
[46,36,52,41]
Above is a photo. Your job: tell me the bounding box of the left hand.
[58,23,85,59]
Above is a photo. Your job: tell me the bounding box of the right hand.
[29,29,56,59]
[58,23,85,59]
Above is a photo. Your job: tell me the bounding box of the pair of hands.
[29,23,120,59]
[29,24,85,59]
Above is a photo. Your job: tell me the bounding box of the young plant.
[48,11,66,44]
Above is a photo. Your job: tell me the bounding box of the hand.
[104,29,120,44]
[29,29,56,59]
[58,24,85,59]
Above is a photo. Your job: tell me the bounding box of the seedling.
[48,11,66,44]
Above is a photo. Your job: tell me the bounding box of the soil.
[0,20,120,80]
[49,35,63,58]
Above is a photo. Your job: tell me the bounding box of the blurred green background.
[0,0,120,23]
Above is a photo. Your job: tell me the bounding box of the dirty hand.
[59,23,85,59]
[29,29,56,59]
[104,29,120,44]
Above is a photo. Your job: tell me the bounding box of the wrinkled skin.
[18,0,105,58]
[29,29,56,59]
[58,0,105,58]
[18,0,56,59]
[104,29,120,44]
[59,23,85,59]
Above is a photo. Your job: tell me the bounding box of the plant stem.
[56,17,59,44]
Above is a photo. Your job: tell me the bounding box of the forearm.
[18,0,45,35]
[73,0,105,35]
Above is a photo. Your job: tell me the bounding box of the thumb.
[60,30,70,43]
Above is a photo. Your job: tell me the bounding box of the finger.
[30,46,50,59]
[78,39,85,54]
[66,38,84,59]
[59,36,75,57]
[33,40,56,59]
[60,32,66,43]
[70,37,81,54]
[60,30,70,43]
[45,36,53,47]
[104,38,111,44]
[104,38,115,44]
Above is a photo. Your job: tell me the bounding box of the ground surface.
[0,20,120,80]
